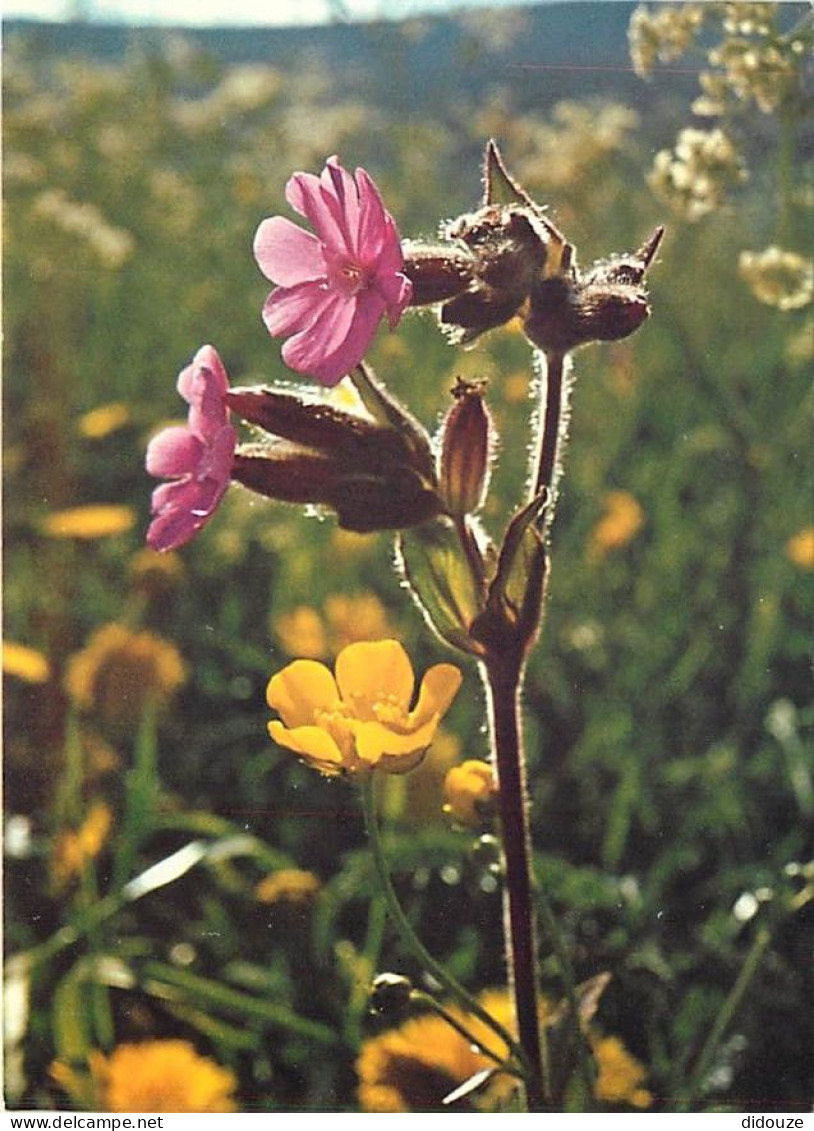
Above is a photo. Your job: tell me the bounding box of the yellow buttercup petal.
[335,640,415,717]
[410,664,463,728]
[268,721,344,774]
[266,659,339,728]
[353,714,441,770]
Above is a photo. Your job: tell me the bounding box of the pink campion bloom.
[145,345,236,552]
[253,156,412,386]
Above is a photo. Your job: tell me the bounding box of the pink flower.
[253,156,412,386]
[145,345,236,552]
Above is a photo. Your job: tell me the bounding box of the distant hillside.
[4,3,697,124]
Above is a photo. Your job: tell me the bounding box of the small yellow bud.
[443,759,498,827]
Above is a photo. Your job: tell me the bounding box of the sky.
[2,0,545,27]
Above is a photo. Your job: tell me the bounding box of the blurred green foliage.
[3,5,812,1113]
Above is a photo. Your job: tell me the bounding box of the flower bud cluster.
[403,141,662,356]
[649,127,747,221]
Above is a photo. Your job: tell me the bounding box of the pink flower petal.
[262,280,335,338]
[355,166,389,259]
[145,426,202,478]
[283,290,385,386]
[253,217,325,286]
[178,344,229,405]
[286,170,346,256]
[324,158,361,258]
[147,486,208,551]
[150,476,201,519]
[280,291,358,385]
[258,159,409,382]
[374,270,413,327]
[146,346,235,551]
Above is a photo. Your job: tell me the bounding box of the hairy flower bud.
[439,379,494,517]
[232,446,441,533]
[401,243,475,305]
[369,973,414,1019]
[410,140,663,355]
[228,373,442,533]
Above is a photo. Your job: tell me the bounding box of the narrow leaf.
[397,518,484,655]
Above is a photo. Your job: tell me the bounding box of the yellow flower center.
[314,701,356,756]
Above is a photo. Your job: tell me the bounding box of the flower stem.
[534,881,596,1104]
[681,926,772,1110]
[359,776,524,1067]
[482,653,549,1112]
[532,350,567,511]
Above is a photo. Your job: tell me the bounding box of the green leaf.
[53,963,94,1062]
[470,491,548,651]
[396,518,484,655]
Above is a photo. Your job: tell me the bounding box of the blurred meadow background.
[3,0,813,1113]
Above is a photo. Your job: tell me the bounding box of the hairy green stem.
[481,654,549,1111]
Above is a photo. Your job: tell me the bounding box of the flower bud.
[401,243,475,306]
[443,760,498,827]
[232,447,441,533]
[439,379,494,517]
[369,973,414,1019]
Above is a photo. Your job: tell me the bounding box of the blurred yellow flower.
[267,639,461,776]
[357,988,652,1112]
[64,623,186,725]
[357,989,528,1112]
[128,547,185,597]
[443,759,498,827]
[50,800,112,890]
[356,1005,502,1112]
[592,1035,652,1109]
[275,605,328,659]
[41,505,135,540]
[255,868,321,905]
[786,527,814,570]
[589,491,644,560]
[78,402,131,439]
[275,595,392,660]
[325,593,393,650]
[54,1041,237,1113]
[2,641,50,684]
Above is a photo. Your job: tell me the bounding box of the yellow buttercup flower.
[267,639,462,776]
[357,990,527,1112]
[58,1041,237,1112]
[41,504,136,539]
[592,1036,652,1108]
[2,641,50,684]
[78,402,131,439]
[357,989,653,1112]
[443,759,498,827]
[786,527,814,570]
[255,868,321,905]
[64,623,185,725]
[589,490,644,560]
